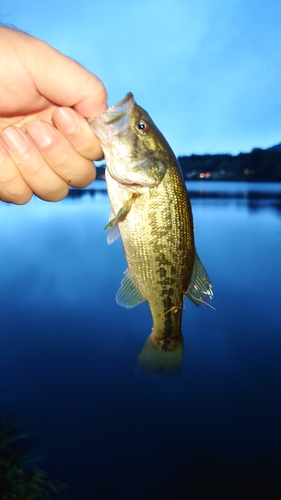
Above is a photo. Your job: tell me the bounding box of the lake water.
[0,182,280,499]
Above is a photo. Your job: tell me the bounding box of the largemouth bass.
[89,93,213,375]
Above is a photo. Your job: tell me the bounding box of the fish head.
[89,93,173,189]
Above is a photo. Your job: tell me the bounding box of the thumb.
[21,31,108,117]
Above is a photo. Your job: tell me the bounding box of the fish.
[89,93,213,376]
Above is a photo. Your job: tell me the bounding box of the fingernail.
[1,127,29,154]
[27,121,53,148]
[53,107,80,134]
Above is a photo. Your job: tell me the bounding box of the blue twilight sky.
[1,0,281,156]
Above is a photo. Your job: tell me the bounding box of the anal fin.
[116,268,145,308]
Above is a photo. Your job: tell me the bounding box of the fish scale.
[89,92,213,375]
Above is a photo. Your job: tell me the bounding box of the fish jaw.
[88,93,137,185]
[88,92,135,140]
[88,93,166,189]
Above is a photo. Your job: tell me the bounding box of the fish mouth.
[89,93,158,189]
[89,92,135,137]
[102,92,135,125]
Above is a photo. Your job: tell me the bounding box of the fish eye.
[136,120,149,135]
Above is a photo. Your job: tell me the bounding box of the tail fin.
[136,334,183,376]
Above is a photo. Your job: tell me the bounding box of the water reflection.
[0,185,280,499]
[68,181,281,214]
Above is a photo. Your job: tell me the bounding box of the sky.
[1,0,281,156]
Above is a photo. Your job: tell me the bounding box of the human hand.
[0,27,107,204]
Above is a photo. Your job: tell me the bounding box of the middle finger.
[26,120,96,187]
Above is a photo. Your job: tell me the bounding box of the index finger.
[52,107,103,160]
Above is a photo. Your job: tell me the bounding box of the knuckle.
[53,150,72,170]
[68,166,96,188]
[37,182,69,202]
[20,155,45,176]
[50,151,85,177]
[15,192,33,205]
[64,123,102,160]
[0,176,32,204]
[77,136,103,160]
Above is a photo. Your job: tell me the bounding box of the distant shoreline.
[95,142,281,182]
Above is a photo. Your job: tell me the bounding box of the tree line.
[95,144,281,182]
[178,145,281,181]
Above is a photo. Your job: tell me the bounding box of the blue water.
[0,185,280,499]
[90,178,281,195]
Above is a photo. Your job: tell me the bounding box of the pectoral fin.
[116,268,145,308]
[106,210,120,244]
[104,193,138,231]
[104,205,126,230]
[185,251,214,307]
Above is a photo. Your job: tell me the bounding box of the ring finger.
[0,139,33,204]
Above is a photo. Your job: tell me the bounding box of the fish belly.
[107,166,194,340]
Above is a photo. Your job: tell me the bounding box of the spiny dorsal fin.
[185,251,214,308]
[116,268,145,308]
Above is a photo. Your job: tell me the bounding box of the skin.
[0,27,108,204]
